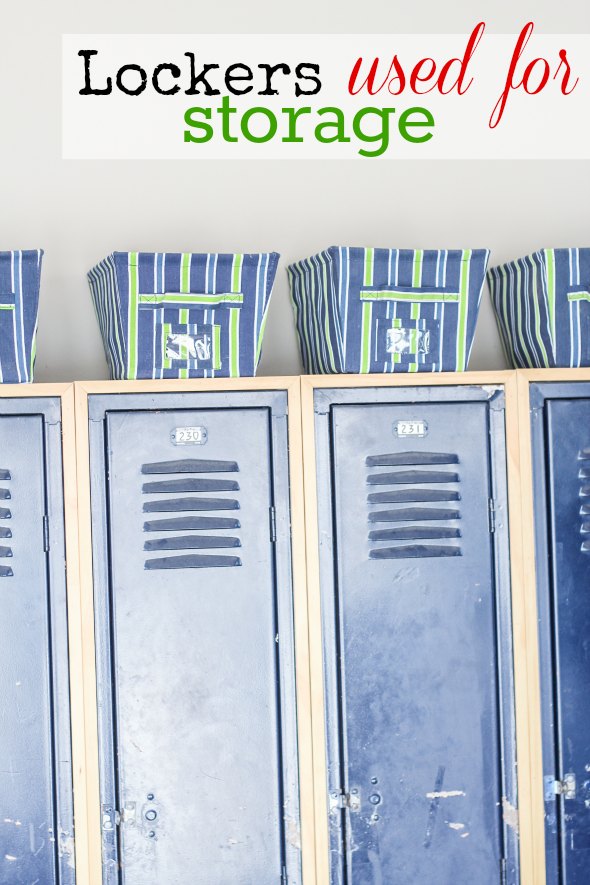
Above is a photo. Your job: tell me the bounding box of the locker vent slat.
[367,470,459,486]
[579,450,590,553]
[144,516,241,532]
[369,527,461,542]
[143,497,240,513]
[142,478,239,494]
[367,450,461,558]
[145,554,241,570]
[368,489,460,504]
[366,452,459,467]
[142,458,243,569]
[0,472,13,572]
[141,459,239,475]
[370,545,462,559]
[369,507,461,523]
[144,535,241,551]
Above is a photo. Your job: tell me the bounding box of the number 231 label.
[394,419,428,438]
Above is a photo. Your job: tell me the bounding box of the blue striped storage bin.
[0,250,43,383]
[288,247,490,374]
[488,248,590,368]
[88,251,279,379]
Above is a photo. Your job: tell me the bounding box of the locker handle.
[0,469,10,481]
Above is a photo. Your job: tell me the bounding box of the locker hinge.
[43,515,50,552]
[269,506,277,543]
[329,788,361,813]
[501,857,507,885]
[488,499,496,534]
[544,773,576,801]
[281,866,288,884]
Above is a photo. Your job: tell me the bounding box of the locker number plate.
[170,426,208,445]
[394,419,428,438]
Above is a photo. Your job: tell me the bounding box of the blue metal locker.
[312,384,518,884]
[529,382,590,885]
[0,397,75,884]
[86,390,300,884]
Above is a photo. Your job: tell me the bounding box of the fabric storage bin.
[88,251,279,379]
[288,246,490,374]
[488,248,590,368]
[0,250,43,383]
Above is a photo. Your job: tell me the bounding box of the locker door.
[90,396,299,884]
[314,391,517,884]
[0,409,74,884]
[543,398,590,883]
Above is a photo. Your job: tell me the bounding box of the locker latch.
[101,805,120,830]
[329,789,361,813]
[544,773,576,801]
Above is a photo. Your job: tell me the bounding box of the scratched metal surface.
[0,404,75,884]
[314,389,518,884]
[532,387,590,884]
[89,393,300,885]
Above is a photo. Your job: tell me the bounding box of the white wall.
[1,1,589,380]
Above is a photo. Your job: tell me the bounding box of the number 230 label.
[170,426,208,445]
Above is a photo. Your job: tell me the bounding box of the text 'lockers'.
[307,383,519,885]
[84,388,302,885]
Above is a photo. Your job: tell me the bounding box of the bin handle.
[567,289,590,303]
[138,292,244,308]
[359,286,459,303]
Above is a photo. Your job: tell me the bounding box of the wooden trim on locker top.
[300,370,535,885]
[0,385,88,884]
[73,377,316,885]
[61,386,90,885]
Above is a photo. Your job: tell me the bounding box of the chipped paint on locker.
[313,385,519,884]
[0,398,75,884]
[87,390,301,885]
[530,383,590,885]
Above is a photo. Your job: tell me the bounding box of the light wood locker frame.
[516,368,590,885]
[73,378,314,885]
[300,371,537,885]
[0,384,86,883]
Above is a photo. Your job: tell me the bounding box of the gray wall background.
[1,1,589,381]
